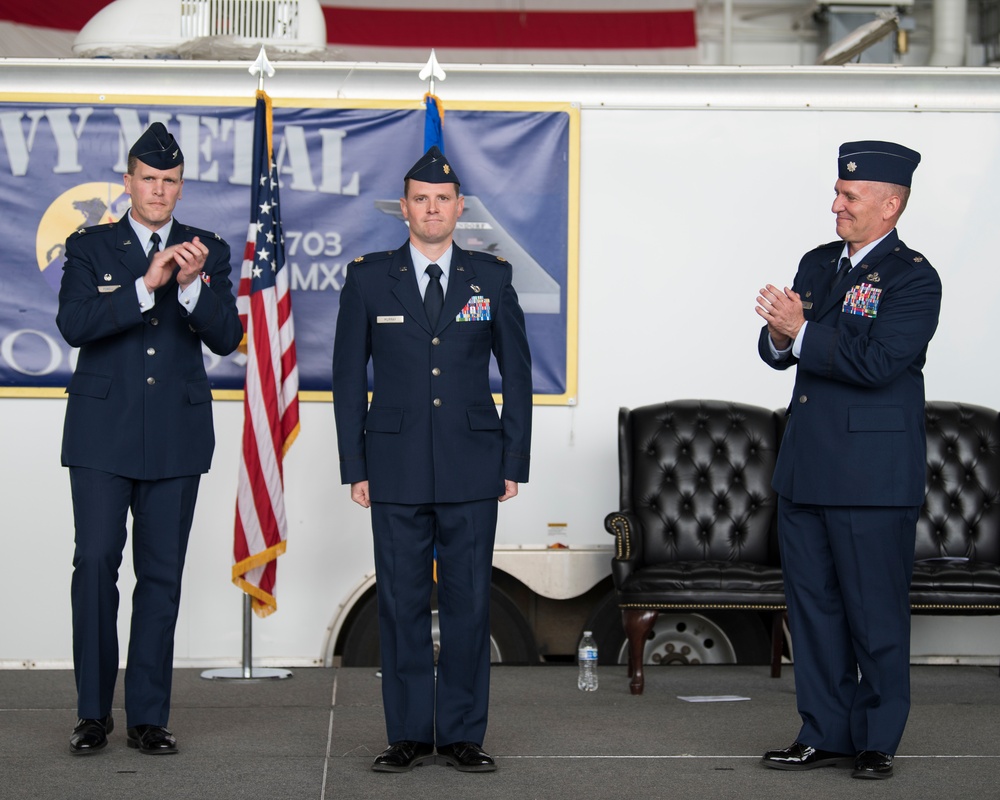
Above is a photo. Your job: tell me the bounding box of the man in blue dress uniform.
[755,141,941,779]
[58,123,242,755]
[333,146,532,773]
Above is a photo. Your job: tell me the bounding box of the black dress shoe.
[69,716,114,755]
[371,741,435,773]
[853,750,893,779]
[436,741,497,773]
[126,724,178,755]
[762,741,854,771]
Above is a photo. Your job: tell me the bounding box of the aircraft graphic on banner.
[374,197,561,315]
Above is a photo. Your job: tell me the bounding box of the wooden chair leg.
[770,610,786,678]
[623,608,658,695]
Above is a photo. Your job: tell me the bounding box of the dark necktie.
[830,256,853,297]
[147,232,161,265]
[424,263,444,327]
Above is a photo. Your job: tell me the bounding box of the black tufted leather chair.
[911,402,1000,674]
[605,399,1000,695]
[604,400,786,695]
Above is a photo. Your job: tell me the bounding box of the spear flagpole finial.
[419,48,446,97]
[249,45,276,92]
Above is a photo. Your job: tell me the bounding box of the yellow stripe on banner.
[232,539,287,618]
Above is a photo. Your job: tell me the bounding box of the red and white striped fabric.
[322,1,698,65]
[0,0,697,64]
[0,0,93,56]
[232,90,300,618]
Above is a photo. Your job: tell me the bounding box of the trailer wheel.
[339,584,538,666]
[584,591,771,666]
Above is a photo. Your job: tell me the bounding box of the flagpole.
[201,595,292,680]
[419,48,446,97]
[201,46,291,683]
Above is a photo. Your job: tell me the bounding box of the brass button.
[431,337,440,346]
[432,368,441,377]
[147,377,156,385]
[150,317,159,326]
[433,398,442,407]
[147,348,156,356]
[798,395,808,403]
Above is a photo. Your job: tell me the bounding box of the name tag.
[98,285,121,293]
[377,315,404,324]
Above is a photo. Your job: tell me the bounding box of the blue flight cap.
[129,122,183,170]
[404,145,460,186]
[838,140,920,187]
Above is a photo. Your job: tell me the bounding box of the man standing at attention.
[755,141,941,780]
[58,123,243,756]
[333,146,532,773]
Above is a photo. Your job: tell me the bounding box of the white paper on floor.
[677,695,751,702]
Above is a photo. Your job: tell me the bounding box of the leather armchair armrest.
[605,511,643,590]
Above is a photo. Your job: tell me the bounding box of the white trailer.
[2,59,998,670]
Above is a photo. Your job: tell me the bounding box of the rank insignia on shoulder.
[866,272,880,282]
[913,256,924,263]
[354,256,364,262]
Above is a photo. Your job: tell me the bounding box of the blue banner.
[0,100,575,401]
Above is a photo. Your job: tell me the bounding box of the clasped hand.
[143,236,209,293]
[755,284,805,350]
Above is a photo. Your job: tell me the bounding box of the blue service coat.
[759,229,942,506]
[57,215,243,480]
[332,242,533,503]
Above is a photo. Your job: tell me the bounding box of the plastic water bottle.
[577,630,598,691]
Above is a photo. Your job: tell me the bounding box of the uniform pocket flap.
[186,379,213,405]
[467,406,502,430]
[366,406,403,433]
[66,371,111,399]
[848,406,905,432]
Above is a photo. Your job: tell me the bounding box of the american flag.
[232,89,300,618]
[2,1,697,64]
[322,1,698,64]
